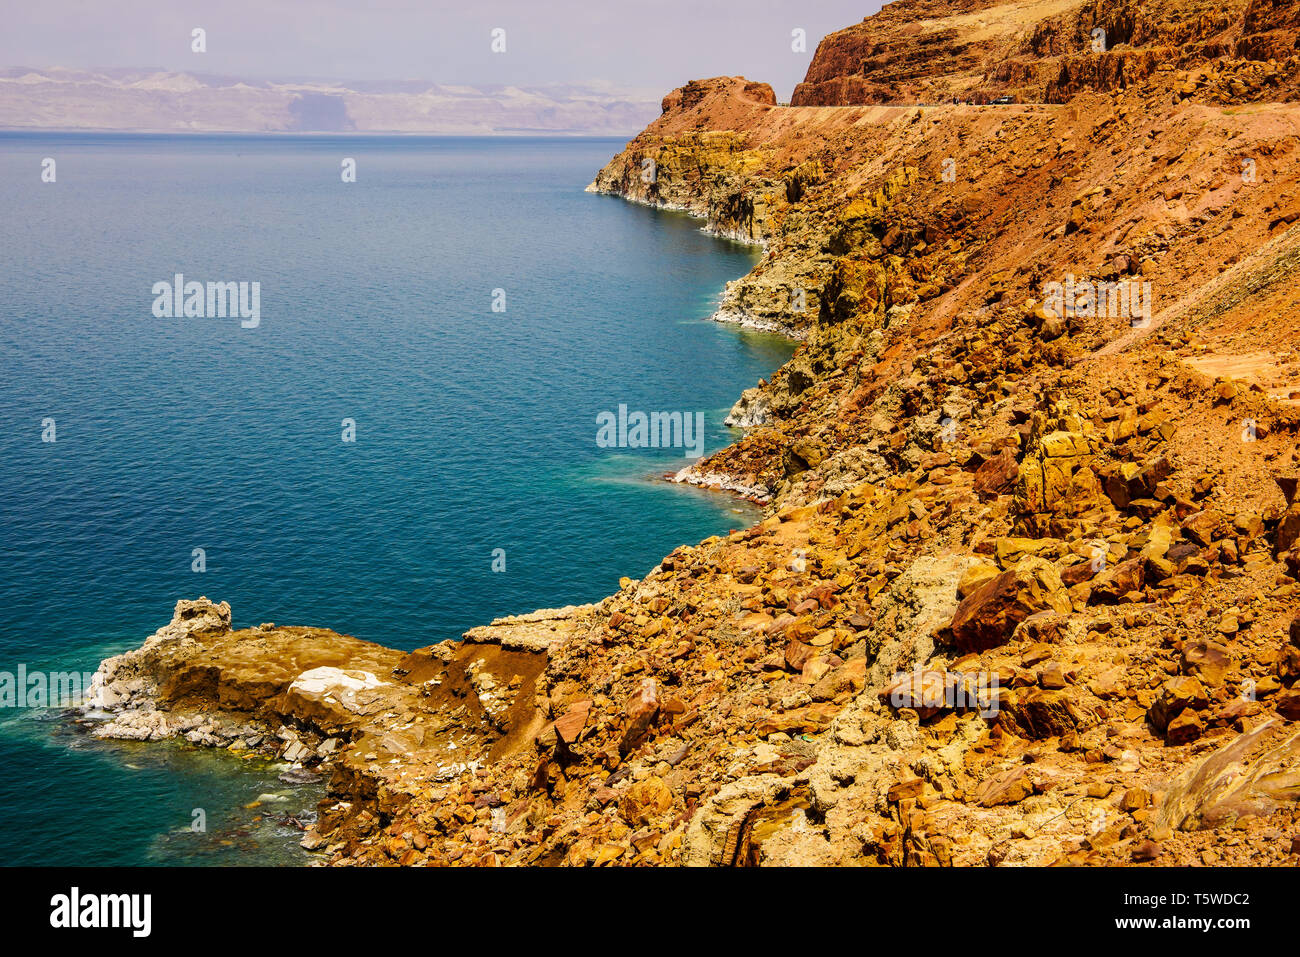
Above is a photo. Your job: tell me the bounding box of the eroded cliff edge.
[85,0,1300,866]
[791,0,1300,107]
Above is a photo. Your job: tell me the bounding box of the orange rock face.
[792,0,1300,106]
[89,0,1300,868]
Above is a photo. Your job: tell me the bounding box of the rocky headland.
[85,0,1300,866]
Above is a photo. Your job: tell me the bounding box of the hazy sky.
[3,0,884,99]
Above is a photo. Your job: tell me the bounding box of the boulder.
[974,766,1033,807]
[879,669,971,718]
[947,556,1071,652]
[619,776,673,826]
[1088,557,1146,603]
[972,449,1019,498]
[619,678,659,755]
[553,699,592,745]
[1149,676,1208,733]
[997,686,1085,738]
[1181,640,1230,686]
[1279,504,1300,555]
[1156,722,1300,830]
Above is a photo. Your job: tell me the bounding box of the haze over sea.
[0,132,794,865]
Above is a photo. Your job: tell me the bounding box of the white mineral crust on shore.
[672,465,772,503]
[289,666,387,696]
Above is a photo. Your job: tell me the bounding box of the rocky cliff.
[87,0,1300,866]
[791,0,1300,106]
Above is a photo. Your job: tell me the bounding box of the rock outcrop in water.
[91,0,1300,866]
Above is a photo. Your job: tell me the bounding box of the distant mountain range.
[0,67,661,134]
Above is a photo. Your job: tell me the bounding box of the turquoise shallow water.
[0,133,794,865]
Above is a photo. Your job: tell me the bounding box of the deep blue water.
[0,132,794,865]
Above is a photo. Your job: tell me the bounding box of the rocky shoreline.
[82,596,598,860]
[84,0,1300,866]
[670,463,776,505]
[708,307,804,340]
